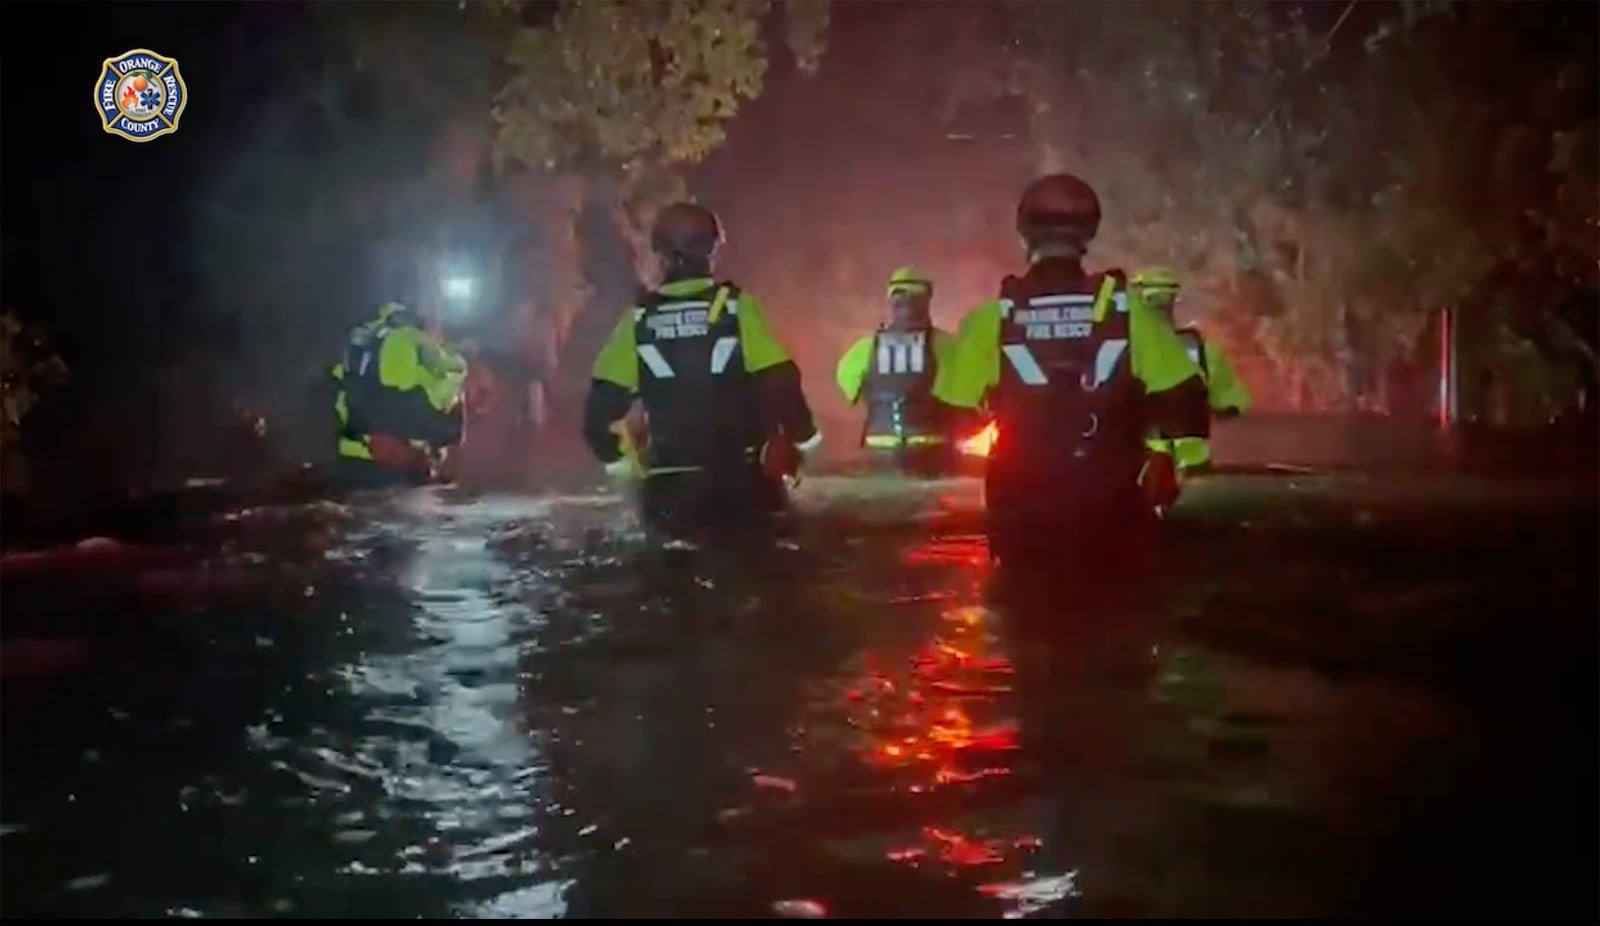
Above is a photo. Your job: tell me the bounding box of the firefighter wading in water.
[331,301,468,490]
[584,202,821,536]
[932,174,1210,568]
[1133,266,1250,475]
[835,266,962,476]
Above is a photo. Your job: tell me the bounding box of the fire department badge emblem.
[95,49,187,142]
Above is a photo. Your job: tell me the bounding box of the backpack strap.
[998,274,1024,318]
[707,280,743,324]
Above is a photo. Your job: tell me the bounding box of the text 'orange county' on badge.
[95,49,188,142]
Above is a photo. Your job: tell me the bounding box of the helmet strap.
[1027,238,1085,263]
[659,252,713,282]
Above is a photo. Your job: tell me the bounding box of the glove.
[429,446,457,483]
[763,430,821,487]
[604,457,639,482]
[607,416,648,481]
[1139,451,1181,513]
[761,436,801,484]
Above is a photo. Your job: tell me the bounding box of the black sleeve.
[582,379,634,463]
[754,359,818,441]
[360,384,462,446]
[1145,376,1211,441]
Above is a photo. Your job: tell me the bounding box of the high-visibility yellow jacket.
[1144,328,1249,470]
[332,307,467,462]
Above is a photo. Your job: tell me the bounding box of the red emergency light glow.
[1438,306,1453,429]
[958,422,998,458]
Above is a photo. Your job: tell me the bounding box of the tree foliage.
[183,0,834,472]
[0,311,68,449]
[783,0,831,76]
[495,0,771,173]
[730,0,1590,417]
[491,0,831,392]
[994,0,1597,411]
[494,0,831,171]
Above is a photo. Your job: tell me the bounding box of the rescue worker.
[835,266,962,476]
[1133,266,1250,474]
[583,202,821,536]
[331,301,468,490]
[931,174,1210,569]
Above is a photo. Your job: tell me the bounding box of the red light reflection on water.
[901,534,991,569]
[834,604,1040,877]
[859,613,1019,779]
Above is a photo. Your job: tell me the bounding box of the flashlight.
[441,273,476,305]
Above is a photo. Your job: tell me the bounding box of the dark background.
[4,3,308,483]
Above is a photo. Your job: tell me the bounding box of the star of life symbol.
[96,49,188,142]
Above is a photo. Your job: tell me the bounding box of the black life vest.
[989,264,1148,484]
[632,280,763,469]
[339,312,414,438]
[861,325,944,445]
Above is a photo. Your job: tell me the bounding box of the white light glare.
[442,274,477,305]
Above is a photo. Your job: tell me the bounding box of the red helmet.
[1015,173,1102,244]
[650,202,724,259]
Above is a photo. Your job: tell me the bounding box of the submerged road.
[1,472,1595,918]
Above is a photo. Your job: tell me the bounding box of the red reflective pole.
[1438,306,1452,429]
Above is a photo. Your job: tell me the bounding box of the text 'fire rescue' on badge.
[95,49,188,142]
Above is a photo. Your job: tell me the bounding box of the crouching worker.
[582,202,821,538]
[332,301,467,491]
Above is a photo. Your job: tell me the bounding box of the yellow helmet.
[886,265,933,298]
[1131,266,1181,291]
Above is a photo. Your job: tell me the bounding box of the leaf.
[976,0,1596,408]
[494,1,777,174]
[0,310,68,447]
[783,0,830,76]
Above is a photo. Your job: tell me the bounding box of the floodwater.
[1,473,1595,918]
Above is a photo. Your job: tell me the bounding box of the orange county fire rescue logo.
[95,49,187,142]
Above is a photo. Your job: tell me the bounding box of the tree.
[491,0,830,396]
[180,1,833,480]
[993,1,1358,406]
[983,0,1596,413]
[1361,2,1598,420]
[1,310,68,454]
